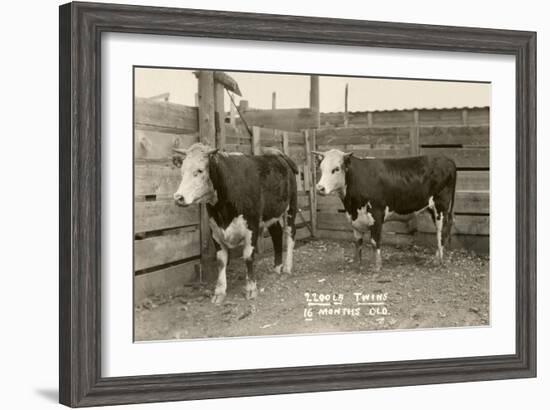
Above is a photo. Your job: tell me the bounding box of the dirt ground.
[135,239,489,341]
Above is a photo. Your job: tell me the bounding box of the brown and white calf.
[173,143,298,304]
[314,149,457,270]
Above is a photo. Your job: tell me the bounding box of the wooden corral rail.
[314,107,490,254]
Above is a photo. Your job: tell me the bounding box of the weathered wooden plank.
[135,129,198,160]
[315,228,414,247]
[315,229,488,254]
[421,147,489,168]
[317,190,490,214]
[134,200,199,233]
[223,143,252,155]
[416,213,490,236]
[317,211,489,236]
[418,109,464,125]
[315,126,410,145]
[316,195,343,211]
[457,171,489,191]
[454,190,490,214]
[134,260,199,301]
[372,110,415,126]
[419,126,489,146]
[135,98,198,133]
[415,232,489,254]
[316,145,411,158]
[134,163,180,199]
[351,148,412,158]
[240,108,317,132]
[134,227,200,271]
[465,107,490,125]
[317,212,412,234]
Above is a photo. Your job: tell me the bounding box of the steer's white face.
[173,143,217,207]
[315,149,350,196]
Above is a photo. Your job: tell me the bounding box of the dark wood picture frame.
[59,1,536,407]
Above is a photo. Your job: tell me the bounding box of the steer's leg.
[434,191,453,263]
[212,241,229,304]
[370,210,384,272]
[353,229,364,265]
[268,221,283,274]
[283,211,297,275]
[244,226,259,300]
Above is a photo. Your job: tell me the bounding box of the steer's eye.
[197,169,203,174]
[332,167,339,174]
[193,169,203,177]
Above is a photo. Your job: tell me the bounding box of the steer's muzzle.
[173,193,189,207]
[316,184,326,195]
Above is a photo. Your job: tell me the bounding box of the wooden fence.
[134,99,490,301]
[134,98,201,301]
[134,98,315,301]
[314,107,490,253]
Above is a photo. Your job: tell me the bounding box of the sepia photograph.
[133,67,490,342]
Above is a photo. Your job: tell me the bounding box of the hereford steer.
[173,143,298,304]
[314,150,456,270]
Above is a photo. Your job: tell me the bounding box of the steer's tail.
[263,147,299,175]
[446,160,458,247]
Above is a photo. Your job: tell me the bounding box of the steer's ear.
[172,155,183,168]
[311,151,324,166]
[311,151,324,160]
[172,148,187,168]
[207,148,219,157]
[343,152,353,169]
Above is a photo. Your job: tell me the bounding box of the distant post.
[272,91,277,110]
[309,75,320,128]
[344,83,349,127]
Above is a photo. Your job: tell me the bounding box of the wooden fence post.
[304,129,317,237]
[282,131,289,156]
[214,81,226,148]
[252,126,262,155]
[197,70,216,280]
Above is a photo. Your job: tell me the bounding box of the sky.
[134,67,490,112]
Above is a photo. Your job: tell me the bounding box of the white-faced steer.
[172,143,298,304]
[314,149,457,270]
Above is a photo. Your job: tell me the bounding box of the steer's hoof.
[245,289,258,300]
[211,293,226,305]
[282,264,292,275]
[373,264,382,273]
[274,264,283,274]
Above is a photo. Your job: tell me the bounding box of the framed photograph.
[59,1,536,407]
